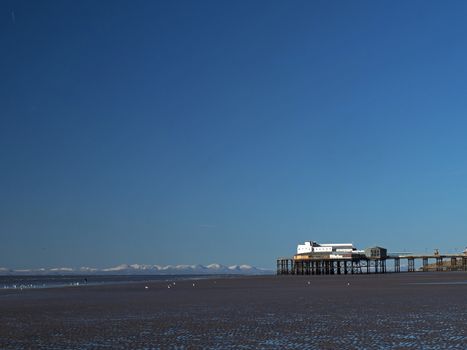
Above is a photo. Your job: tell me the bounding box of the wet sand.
[1,272,466,349]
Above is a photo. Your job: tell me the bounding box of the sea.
[0,274,218,290]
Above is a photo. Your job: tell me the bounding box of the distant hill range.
[0,263,273,276]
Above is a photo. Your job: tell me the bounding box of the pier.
[277,251,467,275]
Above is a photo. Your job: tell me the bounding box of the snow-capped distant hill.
[0,264,273,276]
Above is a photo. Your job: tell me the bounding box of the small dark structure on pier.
[277,251,467,275]
[364,246,387,259]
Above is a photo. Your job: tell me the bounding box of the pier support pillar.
[277,259,293,275]
[408,258,415,272]
[394,258,400,273]
[436,257,443,272]
[422,258,428,272]
[450,257,457,271]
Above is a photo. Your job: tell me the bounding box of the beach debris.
[307,281,311,285]
[192,283,195,287]
[173,282,176,285]
[347,282,350,286]
[167,285,171,289]
[145,286,149,289]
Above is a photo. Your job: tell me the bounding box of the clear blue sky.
[1,0,467,269]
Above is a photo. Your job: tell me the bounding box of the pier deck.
[277,254,467,275]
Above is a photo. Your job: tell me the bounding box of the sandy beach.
[1,272,466,349]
